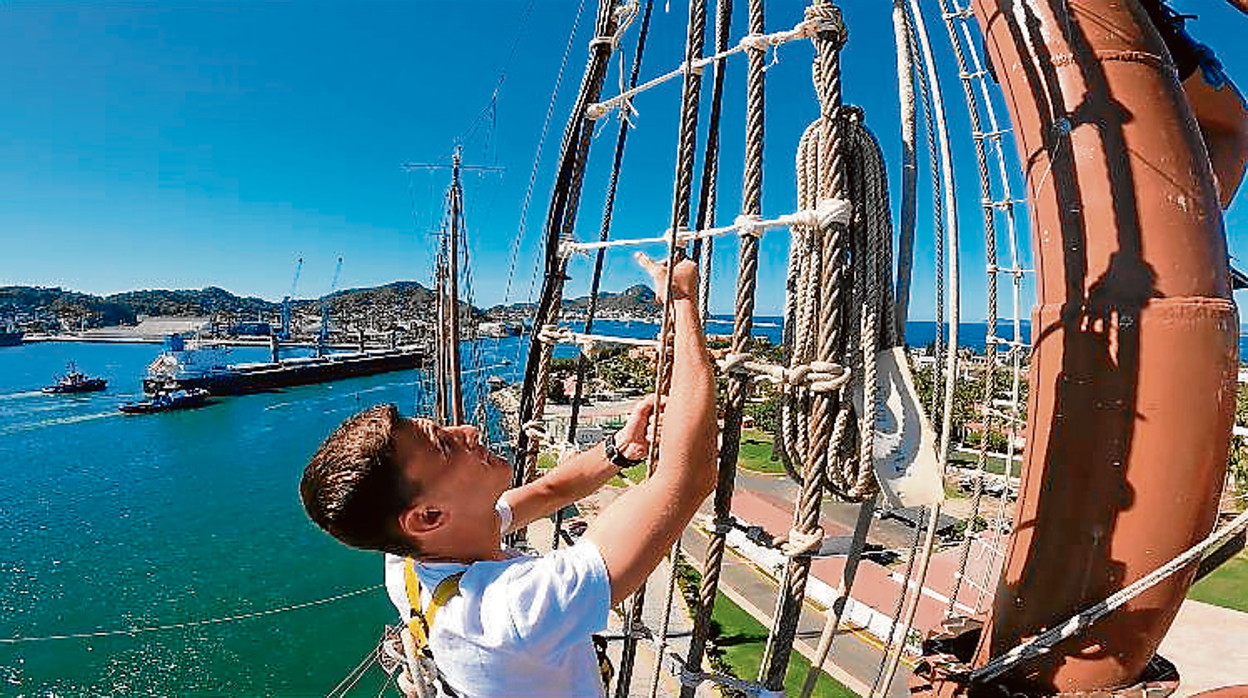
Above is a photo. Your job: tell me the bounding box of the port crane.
[317,256,343,357]
[279,257,303,341]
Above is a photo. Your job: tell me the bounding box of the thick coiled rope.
[759,2,850,689]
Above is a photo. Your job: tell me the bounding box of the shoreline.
[17,333,364,350]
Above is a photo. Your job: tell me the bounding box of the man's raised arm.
[584,254,718,606]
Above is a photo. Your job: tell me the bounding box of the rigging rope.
[513,0,631,510]
[0,584,383,645]
[326,636,388,698]
[586,17,821,121]
[935,0,1008,619]
[559,200,851,256]
[872,1,960,693]
[499,0,590,330]
[561,0,657,553]
[968,508,1248,686]
[679,0,757,691]
[760,2,856,690]
[616,0,711,689]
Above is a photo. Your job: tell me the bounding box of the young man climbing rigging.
[299,253,718,698]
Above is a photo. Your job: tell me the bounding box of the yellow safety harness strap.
[404,557,464,653]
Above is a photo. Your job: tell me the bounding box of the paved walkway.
[722,475,1248,697]
[563,471,1248,697]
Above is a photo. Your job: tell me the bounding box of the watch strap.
[604,432,644,470]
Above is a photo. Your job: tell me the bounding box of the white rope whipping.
[559,198,852,258]
[586,17,823,121]
[0,584,383,644]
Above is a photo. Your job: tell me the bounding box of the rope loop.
[780,527,824,557]
[588,0,639,53]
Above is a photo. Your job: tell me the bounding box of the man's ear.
[398,505,446,539]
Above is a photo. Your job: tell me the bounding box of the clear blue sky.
[1,1,1246,320]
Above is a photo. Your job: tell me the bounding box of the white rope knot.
[738,32,770,54]
[815,197,853,228]
[522,419,547,443]
[585,102,610,121]
[588,2,637,57]
[780,527,824,557]
[718,352,750,374]
[537,324,574,345]
[733,214,764,239]
[786,198,852,231]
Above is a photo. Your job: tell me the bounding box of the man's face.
[395,418,512,526]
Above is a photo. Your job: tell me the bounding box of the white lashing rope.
[559,198,852,257]
[0,584,383,644]
[969,508,1248,685]
[586,17,824,121]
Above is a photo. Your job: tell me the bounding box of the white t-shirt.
[382,502,611,698]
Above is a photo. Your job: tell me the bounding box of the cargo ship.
[142,335,426,396]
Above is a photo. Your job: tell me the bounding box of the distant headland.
[0,282,662,342]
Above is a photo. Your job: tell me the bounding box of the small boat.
[118,388,210,414]
[42,363,108,394]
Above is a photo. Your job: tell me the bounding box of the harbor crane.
[317,256,343,357]
[279,257,303,341]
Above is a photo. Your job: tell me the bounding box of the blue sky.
[1,1,1246,321]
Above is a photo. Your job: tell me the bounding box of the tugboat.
[0,324,23,347]
[42,363,108,394]
[118,387,210,414]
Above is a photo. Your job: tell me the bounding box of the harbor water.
[0,316,1092,695]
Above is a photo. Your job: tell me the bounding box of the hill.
[486,284,659,321]
[2,281,487,331]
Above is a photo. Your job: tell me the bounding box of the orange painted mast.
[916,0,1239,694]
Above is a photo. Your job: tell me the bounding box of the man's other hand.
[635,252,698,303]
[613,395,661,462]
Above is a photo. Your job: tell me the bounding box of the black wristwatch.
[604,432,645,470]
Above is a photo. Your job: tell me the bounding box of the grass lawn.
[672,554,857,697]
[949,448,1019,476]
[705,589,857,697]
[737,429,788,475]
[1187,550,1248,613]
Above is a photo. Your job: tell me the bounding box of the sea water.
[1,317,1216,695]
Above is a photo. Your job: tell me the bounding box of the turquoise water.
[0,341,454,696]
[0,318,1048,696]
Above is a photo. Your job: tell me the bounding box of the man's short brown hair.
[299,403,419,556]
